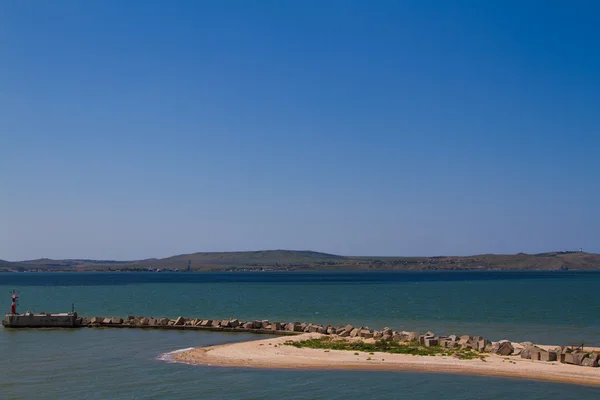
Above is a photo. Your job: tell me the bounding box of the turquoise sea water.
[1,271,600,399]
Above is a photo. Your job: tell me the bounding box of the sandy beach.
[171,333,600,386]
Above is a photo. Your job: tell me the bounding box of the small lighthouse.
[10,290,19,314]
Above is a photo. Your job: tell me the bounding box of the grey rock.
[563,352,587,366]
[360,328,374,339]
[521,345,542,359]
[540,350,557,362]
[582,353,600,367]
[477,339,491,351]
[458,335,471,346]
[495,341,514,356]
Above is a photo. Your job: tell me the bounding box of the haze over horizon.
[1,1,599,261]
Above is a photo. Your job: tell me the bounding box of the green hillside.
[1,250,599,272]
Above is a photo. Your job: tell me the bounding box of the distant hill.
[1,250,599,272]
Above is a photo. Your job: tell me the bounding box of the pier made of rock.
[4,313,599,368]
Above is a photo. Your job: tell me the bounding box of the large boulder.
[229,319,240,328]
[521,345,542,359]
[359,328,373,338]
[102,318,112,325]
[220,320,231,328]
[350,328,361,338]
[563,352,587,366]
[458,335,471,346]
[494,341,514,356]
[477,339,491,351]
[539,350,558,362]
[200,319,212,327]
[252,321,262,329]
[287,322,302,332]
[405,332,420,342]
[271,322,282,331]
[174,317,185,326]
[582,353,600,367]
[424,337,439,347]
[461,339,478,350]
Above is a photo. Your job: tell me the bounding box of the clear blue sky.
[1,1,598,260]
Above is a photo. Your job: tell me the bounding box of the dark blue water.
[1,271,599,399]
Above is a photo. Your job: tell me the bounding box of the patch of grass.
[284,338,483,359]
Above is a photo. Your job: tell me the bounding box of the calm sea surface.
[1,271,600,399]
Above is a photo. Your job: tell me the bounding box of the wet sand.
[170,333,600,387]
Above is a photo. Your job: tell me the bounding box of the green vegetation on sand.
[284,337,486,360]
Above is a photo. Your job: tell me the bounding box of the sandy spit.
[168,333,600,387]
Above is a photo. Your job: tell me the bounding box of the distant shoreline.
[169,334,600,387]
[2,250,599,272]
[4,269,600,274]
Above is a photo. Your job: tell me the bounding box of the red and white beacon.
[10,290,19,314]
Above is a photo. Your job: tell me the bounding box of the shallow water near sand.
[1,271,600,399]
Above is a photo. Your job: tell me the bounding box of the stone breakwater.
[74,316,600,368]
